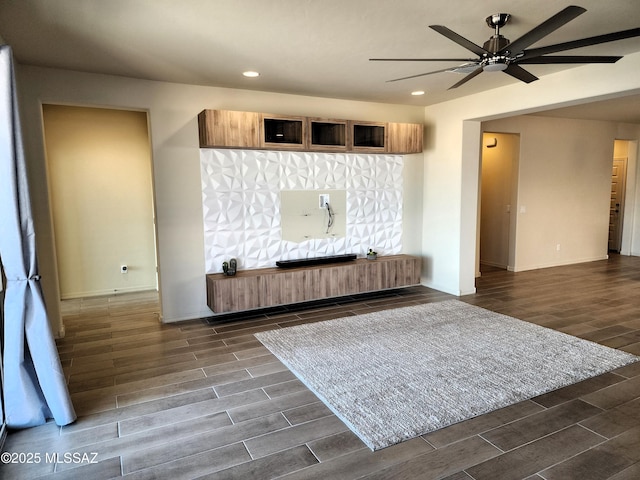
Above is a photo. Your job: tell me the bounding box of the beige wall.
[16,66,425,332]
[483,115,615,271]
[42,105,157,298]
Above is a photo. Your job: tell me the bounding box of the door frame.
[477,132,520,275]
[41,104,161,326]
[609,157,628,253]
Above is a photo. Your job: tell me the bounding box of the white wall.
[422,52,640,295]
[15,65,425,331]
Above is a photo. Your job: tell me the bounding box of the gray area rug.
[255,300,639,450]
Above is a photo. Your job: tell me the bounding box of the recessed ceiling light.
[243,71,260,78]
[411,90,425,96]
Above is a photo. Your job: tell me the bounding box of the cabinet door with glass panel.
[308,118,347,152]
[261,114,307,150]
[349,121,387,153]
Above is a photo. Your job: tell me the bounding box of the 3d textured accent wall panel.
[200,149,403,273]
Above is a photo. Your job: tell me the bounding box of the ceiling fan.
[370,5,640,89]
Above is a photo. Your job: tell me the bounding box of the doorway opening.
[609,155,627,253]
[609,139,638,255]
[478,132,520,275]
[42,105,159,305]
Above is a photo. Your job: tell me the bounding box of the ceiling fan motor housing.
[483,35,510,54]
[483,34,511,71]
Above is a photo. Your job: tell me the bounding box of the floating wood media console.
[206,254,421,313]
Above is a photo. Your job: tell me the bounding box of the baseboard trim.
[511,255,609,273]
[60,285,157,300]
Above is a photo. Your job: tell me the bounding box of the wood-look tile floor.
[4,255,640,479]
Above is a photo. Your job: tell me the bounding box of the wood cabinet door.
[349,121,387,153]
[198,110,261,148]
[261,114,307,150]
[387,122,423,154]
[208,275,261,313]
[308,118,347,152]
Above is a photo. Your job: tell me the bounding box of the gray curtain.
[0,45,76,428]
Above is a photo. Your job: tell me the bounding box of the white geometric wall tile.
[313,154,347,189]
[281,152,314,190]
[200,149,403,273]
[348,190,377,222]
[280,240,314,261]
[241,153,280,190]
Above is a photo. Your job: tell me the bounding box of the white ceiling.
[1,0,640,121]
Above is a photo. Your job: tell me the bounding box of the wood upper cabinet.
[308,118,347,152]
[198,109,423,154]
[198,109,260,148]
[350,121,387,153]
[261,114,307,150]
[387,122,423,154]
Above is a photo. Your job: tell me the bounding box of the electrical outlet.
[319,194,330,208]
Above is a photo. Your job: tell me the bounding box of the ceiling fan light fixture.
[411,90,425,96]
[242,71,260,78]
[483,58,509,72]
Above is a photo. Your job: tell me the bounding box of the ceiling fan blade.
[370,58,476,62]
[503,64,538,83]
[386,67,465,83]
[448,66,483,89]
[502,5,586,55]
[518,55,622,64]
[519,28,640,59]
[429,25,488,56]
